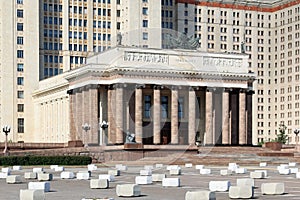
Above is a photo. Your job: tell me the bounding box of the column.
[239,90,247,145]
[107,86,116,144]
[135,85,143,143]
[89,86,99,145]
[115,84,124,144]
[205,89,213,145]
[171,86,179,144]
[222,90,230,144]
[68,90,77,141]
[153,86,161,144]
[188,87,196,145]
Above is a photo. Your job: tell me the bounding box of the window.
[17,37,23,44]
[17,77,24,85]
[17,104,24,112]
[161,96,168,118]
[17,10,23,18]
[17,63,24,72]
[142,20,148,28]
[17,23,23,31]
[143,32,148,40]
[142,7,148,15]
[178,97,184,119]
[18,118,24,133]
[17,0,23,4]
[144,95,151,118]
[17,50,24,58]
[17,91,24,99]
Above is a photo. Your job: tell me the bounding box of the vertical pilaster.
[205,88,213,145]
[171,86,179,144]
[115,84,124,144]
[90,86,99,144]
[222,90,230,144]
[153,86,161,144]
[68,90,76,141]
[239,90,247,145]
[107,86,116,144]
[188,87,196,145]
[135,85,143,143]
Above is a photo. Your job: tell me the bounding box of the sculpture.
[125,131,136,143]
[164,33,200,50]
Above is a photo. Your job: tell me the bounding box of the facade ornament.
[164,33,200,50]
[117,32,122,46]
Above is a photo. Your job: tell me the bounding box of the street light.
[82,123,90,148]
[294,128,300,151]
[2,125,11,156]
[100,121,109,145]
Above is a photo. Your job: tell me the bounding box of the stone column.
[222,90,230,144]
[205,88,213,145]
[107,86,116,144]
[188,87,196,145]
[135,85,143,143]
[171,86,179,144]
[153,85,161,144]
[239,90,247,145]
[89,86,99,145]
[115,84,124,144]
[68,90,77,141]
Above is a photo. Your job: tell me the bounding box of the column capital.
[239,88,248,93]
[135,84,146,89]
[206,87,216,92]
[153,85,163,90]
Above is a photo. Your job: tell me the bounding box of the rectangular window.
[17,91,24,99]
[17,23,23,31]
[17,50,24,58]
[142,7,148,15]
[143,20,148,28]
[17,36,23,45]
[161,96,168,118]
[17,77,24,85]
[144,95,151,118]
[18,118,24,133]
[17,0,23,4]
[143,32,148,40]
[178,97,184,119]
[17,104,24,112]
[17,63,24,72]
[17,10,23,18]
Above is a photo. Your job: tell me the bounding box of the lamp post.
[2,125,11,156]
[82,123,90,148]
[100,121,108,145]
[294,128,300,152]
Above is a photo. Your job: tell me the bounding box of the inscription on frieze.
[203,57,243,69]
[123,51,169,64]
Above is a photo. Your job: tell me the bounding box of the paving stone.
[20,189,45,200]
[261,183,285,195]
[209,180,230,192]
[185,190,216,200]
[116,184,141,197]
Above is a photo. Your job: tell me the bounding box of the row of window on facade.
[44,68,63,77]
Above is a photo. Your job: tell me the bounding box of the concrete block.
[228,163,239,171]
[209,181,230,192]
[254,170,268,177]
[250,171,265,179]
[229,186,253,199]
[290,168,298,174]
[88,164,97,171]
[185,190,216,200]
[259,162,267,167]
[261,183,285,195]
[289,162,297,167]
[2,167,11,173]
[60,171,75,179]
[28,182,50,192]
[50,165,58,170]
[135,176,152,185]
[140,169,152,176]
[144,165,154,170]
[99,174,114,182]
[200,168,211,175]
[278,168,290,175]
[167,165,180,170]
[33,168,43,173]
[235,168,247,174]
[195,165,204,170]
[237,178,255,187]
[90,179,109,189]
[54,166,64,172]
[13,166,22,171]
[185,163,193,168]
[20,189,45,200]
[115,164,127,171]
[77,172,90,180]
[220,170,232,176]
[169,168,181,175]
[152,174,166,182]
[0,172,9,179]
[296,172,300,178]
[155,164,164,168]
[162,178,180,187]
[37,173,53,181]
[277,164,289,170]
[6,175,22,184]
[108,169,120,176]
[25,172,37,179]
[116,184,141,197]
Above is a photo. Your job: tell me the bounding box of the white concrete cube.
[209,181,230,192]
[261,183,285,195]
[108,169,120,176]
[235,168,247,174]
[37,173,53,181]
[88,164,97,171]
[185,163,193,168]
[20,189,45,200]
[155,164,164,168]
[162,178,180,187]
[185,190,216,200]
[195,165,204,170]
[278,168,290,175]
[229,186,253,199]
[152,174,166,182]
[99,174,114,182]
[167,165,180,170]
[220,170,232,176]
[277,164,289,170]
[13,166,22,171]
[54,166,64,172]
[259,162,267,167]
[144,165,154,170]
[135,176,152,185]
[60,171,75,179]
[115,164,127,171]
[290,168,298,174]
[50,165,58,170]
[254,170,268,177]
[200,168,211,175]
[237,178,255,188]
[289,162,297,167]
[228,163,239,171]
[2,167,11,173]
[90,179,109,189]
[140,169,152,176]
[250,171,265,179]
[25,172,37,179]
[296,172,300,178]
[169,168,181,175]
[6,175,22,184]
[77,172,90,180]
[116,184,141,197]
[28,182,50,192]
[0,172,9,179]
[33,168,43,173]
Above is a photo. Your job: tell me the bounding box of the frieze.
[203,57,243,69]
[123,51,169,64]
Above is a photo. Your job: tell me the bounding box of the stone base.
[264,142,282,151]
[124,143,143,149]
[68,140,83,147]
